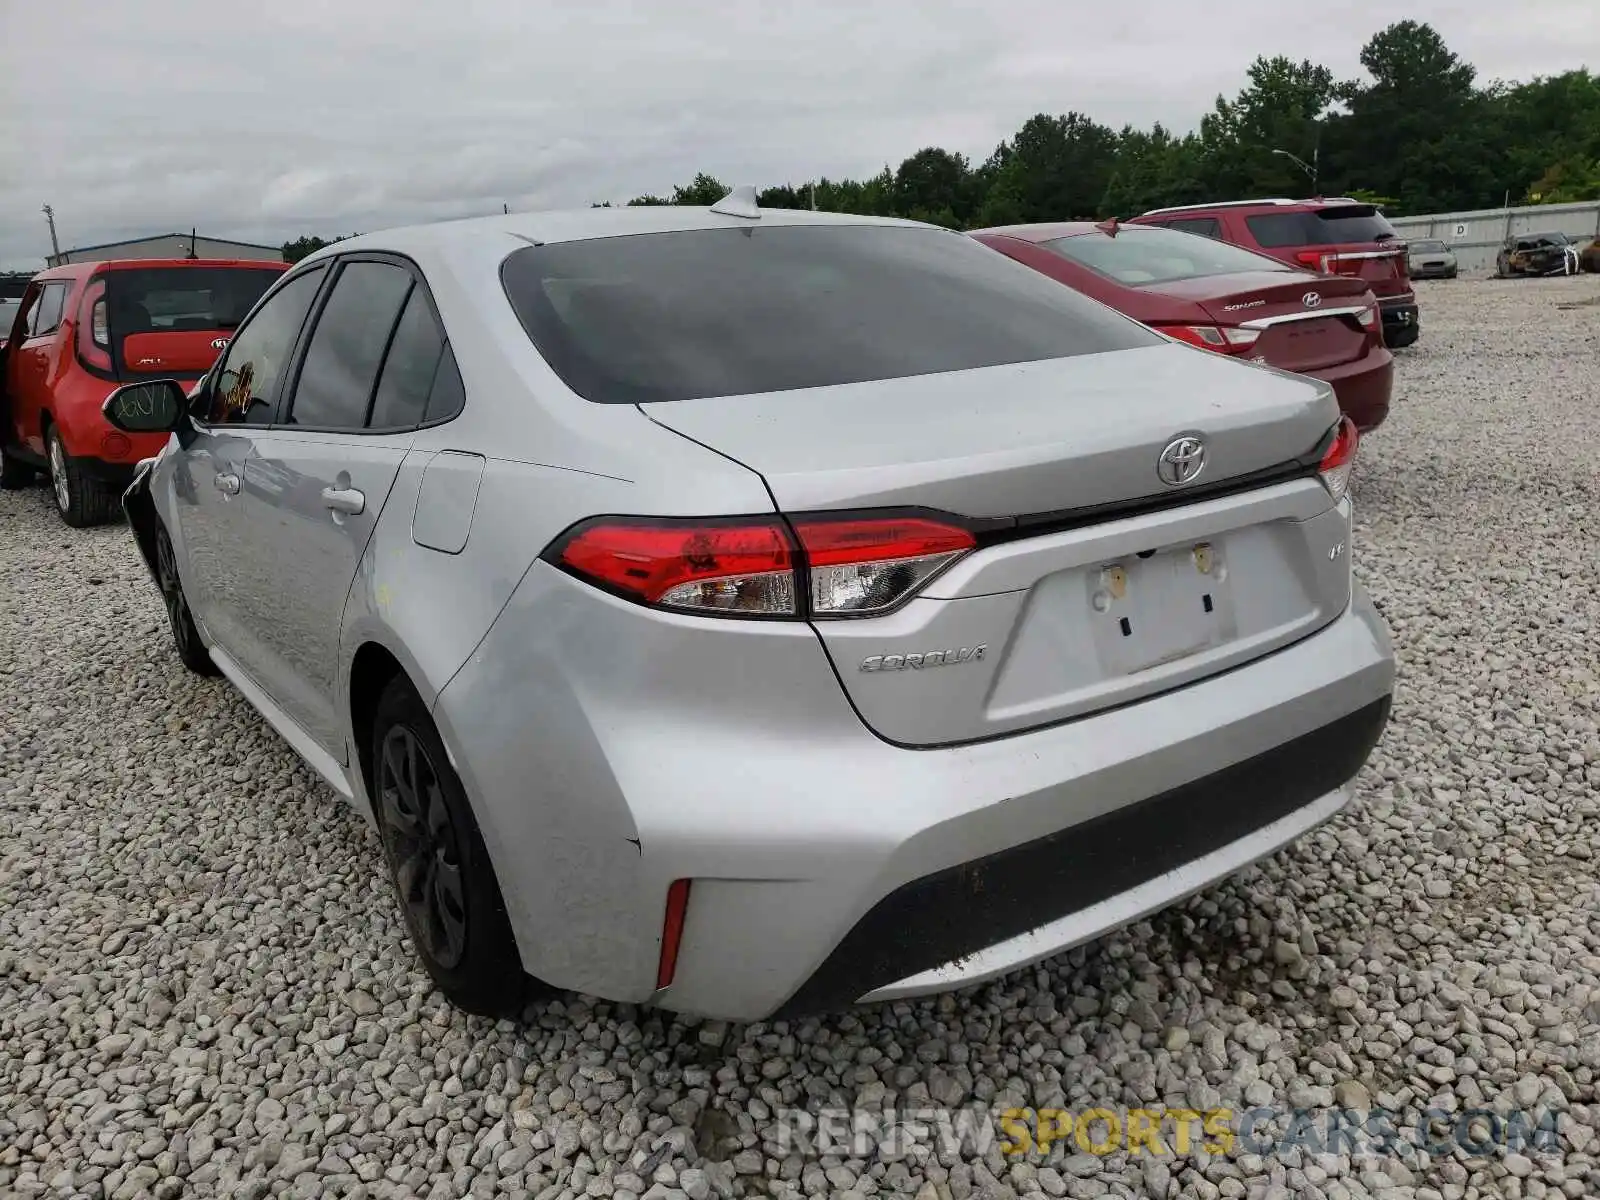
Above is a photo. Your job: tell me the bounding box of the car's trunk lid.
[644,343,1353,746]
[643,343,1334,517]
[1165,272,1375,374]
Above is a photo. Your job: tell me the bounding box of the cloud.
[2,0,1595,268]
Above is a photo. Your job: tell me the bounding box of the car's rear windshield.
[105,267,281,336]
[1410,240,1446,252]
[500,224,1158,405]
[1041,225,1293,286]
[1246,205,1399,248]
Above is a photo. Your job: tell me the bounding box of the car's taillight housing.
[1153,323,1260,355]
[547,512,977,620]
[1319,416,1359,502]
[76,278,113,374]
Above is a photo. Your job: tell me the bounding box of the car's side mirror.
[101,379,189,434]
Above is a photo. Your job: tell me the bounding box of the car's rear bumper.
[1409,263,1456,279]
[433,564,1395,1021]
[1308,345,1394,433]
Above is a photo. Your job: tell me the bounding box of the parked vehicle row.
[0,258,288,523]
[88,192,1395,1021]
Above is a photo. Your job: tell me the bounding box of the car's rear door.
[237,255,443,757]
[174,265,331,664]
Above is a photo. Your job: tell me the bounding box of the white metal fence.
[1389,201,1600,276]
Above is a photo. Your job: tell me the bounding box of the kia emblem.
[211,336,229,350]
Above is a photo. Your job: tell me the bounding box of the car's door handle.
[214,471,240,494]
[321,486,365,516]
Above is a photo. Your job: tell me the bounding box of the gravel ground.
[4,276,1600,1200]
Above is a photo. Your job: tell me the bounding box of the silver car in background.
[107,192,1395,1022]
[1407,239,1458,279]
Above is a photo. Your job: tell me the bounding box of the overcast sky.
[1,0,1594,270]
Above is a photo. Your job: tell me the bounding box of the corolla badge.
[1156,435,1207,487]
[210,336,230,350]
[860,645,986,672]
[1302,291,1323,308]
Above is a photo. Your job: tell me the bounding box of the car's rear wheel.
[371,676,533,1017]
[154,523,219,676]
[46,426,118,527]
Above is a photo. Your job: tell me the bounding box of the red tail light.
[549,513,976,619]
[655,879,691,990]
[1319,416,1359,501]
[794,517,974,616]
[76,279,112,373]
[553,519,796,615]
[1153,323,1261,355]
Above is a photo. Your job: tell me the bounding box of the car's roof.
[1136,198,1366,219]
[309,203,936,263]
[32,258,288,281]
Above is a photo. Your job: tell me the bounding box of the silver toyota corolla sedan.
[105,190,1395,1022]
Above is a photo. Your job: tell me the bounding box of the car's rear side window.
[31,283,69,337]
[287,261,412,429]
[1164,217,1222,239]
[501,224,1158,405]
[1246,206,1399,248]
[368,287,445,430]
[1043,226,1292,286]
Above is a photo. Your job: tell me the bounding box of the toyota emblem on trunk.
[1302,291,1323,308]
[1157,436,1207,487]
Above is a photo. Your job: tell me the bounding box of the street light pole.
[42,204,62,263]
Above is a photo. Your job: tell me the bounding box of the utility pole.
[42,205,62,263]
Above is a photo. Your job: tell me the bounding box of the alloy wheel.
[378,725,468,969]
[156,533,194,660]
[49,434,70,513]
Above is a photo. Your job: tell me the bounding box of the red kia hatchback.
[1127,199,1418,349]
[971,221,1394,431]
[1,258,287,525]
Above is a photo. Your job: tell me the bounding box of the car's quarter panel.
[238,431,413,757]
[434,565,1393,1020]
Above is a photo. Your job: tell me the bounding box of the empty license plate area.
[1090,540,1236,677]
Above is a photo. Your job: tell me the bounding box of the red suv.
[1128,199,1418,349]
[1,258,287,525]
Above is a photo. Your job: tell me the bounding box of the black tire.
[0,445,36,490]
[370,676,532,1017]
[154,523,220,676]
[46,425,118,527]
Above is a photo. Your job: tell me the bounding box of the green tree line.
[614,22,1598,226]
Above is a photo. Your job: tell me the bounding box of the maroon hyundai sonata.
[971,221,1394,432]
